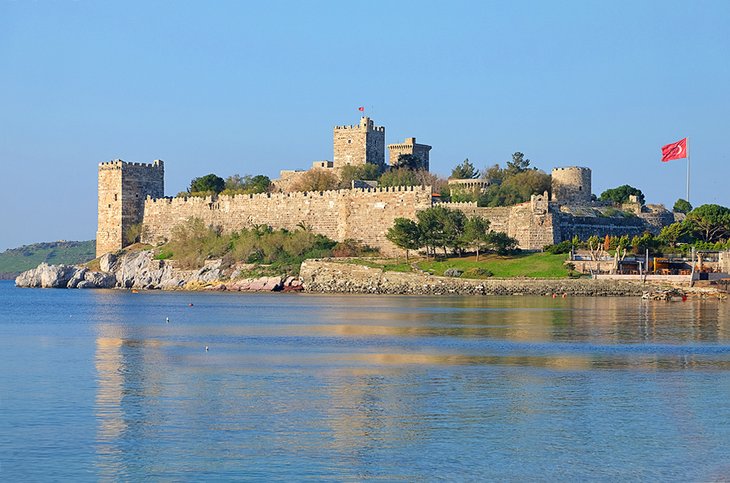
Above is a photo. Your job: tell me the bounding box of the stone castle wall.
[440,193,556,250]
[554,214,647,241]
[96,160,164,256]
[97,157,675,259]
[141,186,432,256]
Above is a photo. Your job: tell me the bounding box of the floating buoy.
[189,303,194,307]
[205,346,209,351]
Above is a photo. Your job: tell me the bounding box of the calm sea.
[1,280,730,480]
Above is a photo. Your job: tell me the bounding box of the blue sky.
[1,0,728,250]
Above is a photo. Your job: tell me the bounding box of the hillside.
[0,240,96,279]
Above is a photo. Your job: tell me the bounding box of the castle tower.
[333,117,385,169]
[96,159,164,257]
[551,166,591,204]
[388,137,432,171]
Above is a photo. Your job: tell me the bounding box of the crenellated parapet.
[334,116,385,132]
[140,184,433,256]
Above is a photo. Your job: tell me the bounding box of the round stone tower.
[551,166,591,204]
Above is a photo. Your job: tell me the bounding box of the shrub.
[544,240,573,254]
[332,239,379,258]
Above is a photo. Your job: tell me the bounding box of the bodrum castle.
[96,116,676,258]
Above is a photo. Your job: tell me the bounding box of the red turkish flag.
[661,138,687,162]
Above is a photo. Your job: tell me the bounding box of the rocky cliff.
[15,250,300,292]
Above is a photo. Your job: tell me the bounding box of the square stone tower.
[333,117,385,169]
[388,137,432,171]
[96,159,164,257]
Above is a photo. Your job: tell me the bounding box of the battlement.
[334,125,386,132]
[98,159,164,170]
[553,166,590,172]
[334,116,385,132]
[147,184,433,206]
[438,201,479,208]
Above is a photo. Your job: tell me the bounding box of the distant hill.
[0,240,96,279]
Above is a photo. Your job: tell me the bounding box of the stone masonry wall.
[96,160,164,256]
[440,202,556,250]
[555,214,646,241]
[141,186,432,256]
[551,167,591,204]
[96,163,123,256]
[387,137,431,170]
[333,117,385,169]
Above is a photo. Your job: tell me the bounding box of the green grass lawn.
[416,252,572,278]
[332,258,413,273]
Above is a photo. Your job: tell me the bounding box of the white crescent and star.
[674,144,683,156]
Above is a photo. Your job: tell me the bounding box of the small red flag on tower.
[661,138,687,162]
[358,106,365,112]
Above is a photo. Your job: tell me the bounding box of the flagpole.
[686,136,690,203]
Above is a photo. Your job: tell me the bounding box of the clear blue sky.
[1,0,728,250]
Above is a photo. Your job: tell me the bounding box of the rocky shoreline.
[14,251,725,298]
[14,250,302,292]
[298,260,701,297]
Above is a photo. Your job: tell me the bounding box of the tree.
[482,163,504,184]
[683,204,730,242]
[338,163,381,188]
[658,222,687,248]
[477,184,524,207]
[395,154,423,171]
[378,167,420,187]
[630,232,660,253]
[500,169,551,198]
[599,185,645,205]
[462,216,490,260]
[189,174,225,194]
[474,157,550,207]
[224,174,247,191]
[505,152,531,175]
[289,168,340,192]
[224,174,273,194]
[673,198,692,214]
[451,158,480,179]
[247,175,272,193]
[386,218,421,261]
[485,231,518,255]
[415,205,466,256]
